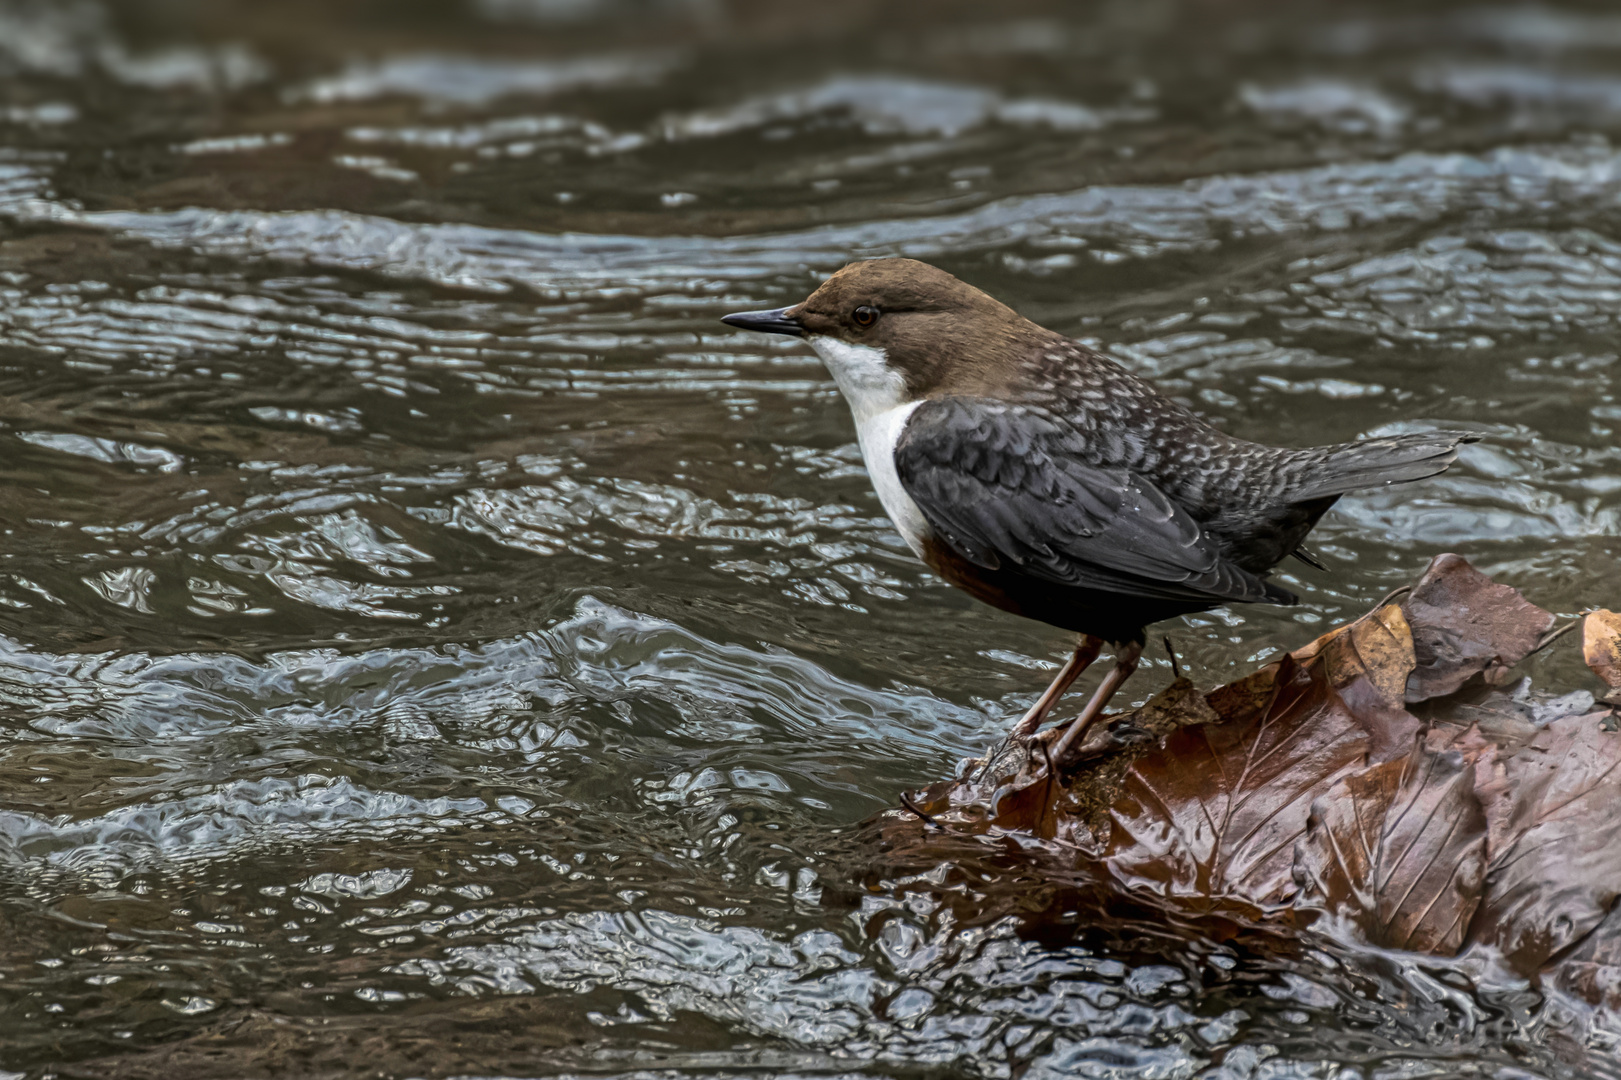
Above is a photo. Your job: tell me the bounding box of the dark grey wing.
[894,397,1294,605]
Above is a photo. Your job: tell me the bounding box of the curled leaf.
[1583,609,1621,699]
[1401,554,1554,701]
[1294,602,1415,710]
[1295,603,1420,762]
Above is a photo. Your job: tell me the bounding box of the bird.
[721,259,1476,761]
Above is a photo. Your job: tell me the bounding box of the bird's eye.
[852,305,879,328]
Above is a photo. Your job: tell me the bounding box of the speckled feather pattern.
[994,339,1472,570]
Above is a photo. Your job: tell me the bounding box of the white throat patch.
[806,337,906,423]
[807,335,929,556]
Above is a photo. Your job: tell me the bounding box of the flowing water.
[2,0,1620,1075]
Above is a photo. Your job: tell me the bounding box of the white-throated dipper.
[722,259,1476,759]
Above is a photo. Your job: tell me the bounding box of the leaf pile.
[884,554,1621,1005]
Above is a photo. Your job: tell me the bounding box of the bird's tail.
[1283,430,1479,501]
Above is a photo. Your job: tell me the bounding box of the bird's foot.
[1049,638,1144,764]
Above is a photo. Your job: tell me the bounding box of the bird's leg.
[1009,634,1104,737]
[1048,638,1144,762]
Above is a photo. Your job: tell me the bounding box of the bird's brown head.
[722,258,1061,402]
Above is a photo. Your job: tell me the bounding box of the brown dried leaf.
[1298,603,1421,762]
[880,555,1621,977]
[1104,658,1369,908]
[1465,711,1621,972]
[1293,602,1415,709]
[1295,746,1487,955]
[1584,609,1621,695]
[1212,596,1413,729]
[1401,553,1554,702]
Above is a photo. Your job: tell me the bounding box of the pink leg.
[1049,638,1144,762]
[1010,635,1104,737]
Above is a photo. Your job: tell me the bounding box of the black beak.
[721,306,804,337]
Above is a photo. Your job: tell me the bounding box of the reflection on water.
[1,0,1619,1075]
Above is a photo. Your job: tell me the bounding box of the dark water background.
[2,0,1620,1075]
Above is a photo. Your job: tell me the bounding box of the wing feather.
[893,397,1291,605]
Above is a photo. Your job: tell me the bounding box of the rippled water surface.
[3,0,1621,1075]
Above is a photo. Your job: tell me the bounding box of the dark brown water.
[2,0,1620,1075]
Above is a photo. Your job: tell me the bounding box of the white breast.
[806,336,930,557]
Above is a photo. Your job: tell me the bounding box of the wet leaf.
[1293,602,1415,710]
[881,555,1621,984]
[1401,553,1554,701]
[1464,711,1621,972]
[1293,603,1420,762]
[1104,657,1369,907]
[1545,900,1621,1009]
[1584,609,1621,700]
[1295,745,1487,954]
